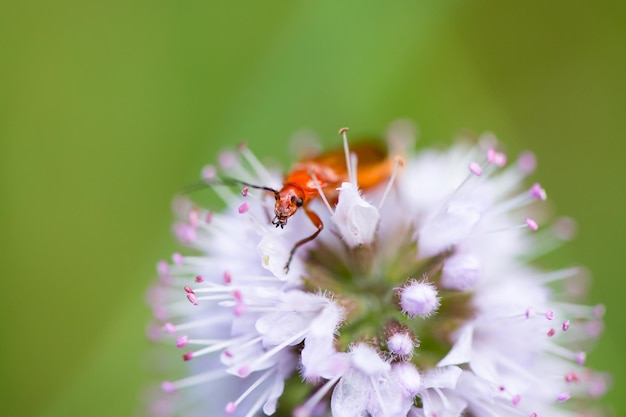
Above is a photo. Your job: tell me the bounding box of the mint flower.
[147,123,608,417]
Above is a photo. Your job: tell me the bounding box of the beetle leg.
[284,206,323,272]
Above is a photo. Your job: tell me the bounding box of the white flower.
[147,125,608,417]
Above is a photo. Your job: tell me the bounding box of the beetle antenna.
[180,177,280,198]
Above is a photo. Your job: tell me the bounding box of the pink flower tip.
[512,394,521,406]
[157,260,169,277]
[201,165,217,180]
[525,307,534,319]
[556,392,571,403]
[195,275,204,283]
[547,328,556,337]
[238,202,250,214]
[293,406,310,417]
[163,322,176,334]
[223,270,232,284]
[241,186,249,197]
[487,149,507,167]
[172,252,184,265]
[234,302,246,317]
[530,183,547,200]
[545,310,554,320]
[183,351,193,361]
[225,402,237,414]
[219,151,237,169]
[517,151,537,174]
[565,371,579,383]
[575,351,586,365]
[161,381,175,393]
[526,217,538,231]
[237,365,251,377]
[176,335,189,348]
[468,161,482,176]
[187,293,199,306]
[562,320,570,331]
[530,413,538,417]
[183,286,194,294]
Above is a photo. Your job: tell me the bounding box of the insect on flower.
[187,128,399,271]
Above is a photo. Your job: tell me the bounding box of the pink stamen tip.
[526,217,539,231]
[499,386,506,392]
[530,413,537,417]
[195,275,204,283]
[223,271,232,284]
[201,165,217,180]
[562,320,570,331]
[487,149,507,167]
[225,402,237,414]
[219,151,237,169]
[237,365,251,377]
[556,392,571,403]
[163,323,176,334]
[293,406,310,417]
[172,252,184,265]
[547,328,556,337]
[238,202,250,214]
[187,293,199,306]
[494,152,507,167]
[206,212,213,223]
[525,307,534,319]
[188,210,199,227]
[593,304,606,318]
[241,186,249,197]
[234,302,246,317]
[161,381,175,393]
[565,371,579,383]
[530,183,547,200]
[183,351,193,361]
[176,335,189,348]
[545,310,554,320]
[468,162,482,176]
[575,351,586,365]
[223,350,233,358]
[157,260,169,277]
[232,290,243,301]
[184,286,194,294]
[512,394,521,406]
[517,151,537,174]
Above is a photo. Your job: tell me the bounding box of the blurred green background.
[1,1,624,416]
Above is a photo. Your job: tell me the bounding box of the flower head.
[147,123,608,417]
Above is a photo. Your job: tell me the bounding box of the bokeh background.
[1,1,624,416]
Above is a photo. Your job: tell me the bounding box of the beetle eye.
[295,198,304,207]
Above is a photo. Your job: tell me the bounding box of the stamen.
[161,368,227,392]
[308,170,334,215]
[378,156,405,210]
[293,375,341,417]
[225,368,276,414]
[235,327,309,377]
[238,144,277,187]
[339,127,355,185]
